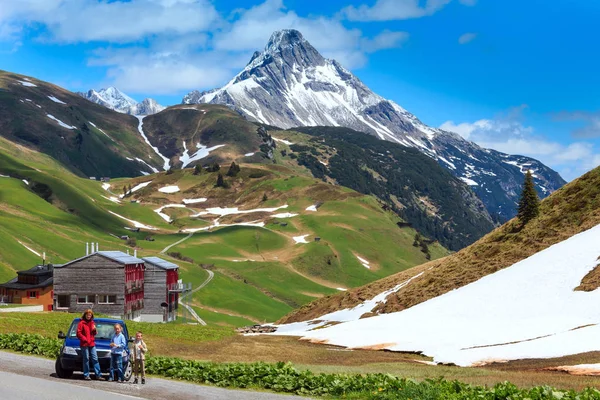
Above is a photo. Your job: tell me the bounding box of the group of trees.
[215,162,241,188]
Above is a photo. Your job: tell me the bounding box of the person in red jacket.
[77,309,103,380]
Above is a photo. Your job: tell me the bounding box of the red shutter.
[35,292,39,299]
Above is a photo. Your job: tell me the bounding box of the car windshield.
[67,321,125,341]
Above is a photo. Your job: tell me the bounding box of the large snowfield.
[275,223,600,366]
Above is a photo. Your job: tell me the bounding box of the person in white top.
[131,330,148,384]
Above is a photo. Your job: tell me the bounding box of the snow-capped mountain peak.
[78,87,164,115]
[182,29,566,222]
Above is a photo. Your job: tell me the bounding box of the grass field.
[0,132,449,324]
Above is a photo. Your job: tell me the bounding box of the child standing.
[109,323,127,383]
[132,331,148,384]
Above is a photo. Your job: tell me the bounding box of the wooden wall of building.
[53,254,125,316]
[142,264,166,317]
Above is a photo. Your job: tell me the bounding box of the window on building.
[77,294,96,304]
[97,295,117,304]
[28,291,37,299]
[57,295,69,309]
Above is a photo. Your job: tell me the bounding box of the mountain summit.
[183,29,566,222]
[78,87,164,115]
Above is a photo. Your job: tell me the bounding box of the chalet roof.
[0,276,53,290]
[56,251,144,268]
[17,264,59,276]
[142,257,179,270]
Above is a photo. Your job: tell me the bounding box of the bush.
[0,333,61,358]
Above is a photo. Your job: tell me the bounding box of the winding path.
[159,232,213,326]
[160,232,193,254]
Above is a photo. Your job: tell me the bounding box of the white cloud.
[341,0,458,21]
[555,111,600,139]
[362,30,410,53]
[0,0,220,43]
[212,0,376,68]
[0,0,414,94]
[458,32,477,45]
[440,107,600,181]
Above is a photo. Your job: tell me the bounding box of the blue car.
[55,317,132,381]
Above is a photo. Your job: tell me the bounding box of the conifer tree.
[262,193,268,202]
[227,162,240,177]
[517,171,540,224]
[193,164,202,175]
[216,173,225,188]
[122,185,127,196]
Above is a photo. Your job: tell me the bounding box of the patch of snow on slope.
[135,158,159,174]
[182,220,266,233]
[293,235,310,244]
[22,179,29,185]
[158,186,179,194]
[275,272,426,336]
[154,204,187,222]
[108,211,157,230]
[182,198,207,204]
[102,183,111,191]
[46,114,76,129]
[18,81,37,87]
[47,95,66,104]
[244,153,255,157]
[292,223,600,366]
[135,116,170,170]
[18,241,41,257]
[0,174,8,178]
[181,142,226,168]
[101,195,121,204]
[88,121,114,141]
[273,137,294,145]
[306,205,318,212]
[272,213,298,218]
[356,256,371,269]
[131,181,152,193]
[337,288,347,291]
[460,177,479,186]
[192,205,288,217]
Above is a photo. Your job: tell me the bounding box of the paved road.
[0,351,308,400]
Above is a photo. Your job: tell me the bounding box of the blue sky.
[1,0,599,180]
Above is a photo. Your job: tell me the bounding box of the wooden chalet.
[140,257,181,322]
[0,264,56,310]
[53,251,145,320]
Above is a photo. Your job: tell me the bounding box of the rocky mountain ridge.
[183,29,566,222]
[78,87,165,115]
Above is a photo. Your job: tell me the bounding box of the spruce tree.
[517,170,540,224]
[216,173,225,188]
[227,162,240,177]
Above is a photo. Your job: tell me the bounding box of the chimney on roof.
[96,242,99,252]
[134,249,137,258]
[42,252,46,266]
[127,249,129,255]
[86,242,89,256]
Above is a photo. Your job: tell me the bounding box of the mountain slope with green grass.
[0,134,448,324]
[0,70,163,177]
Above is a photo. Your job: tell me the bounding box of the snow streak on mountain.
[78,87,165,116]
[183,29,566,222]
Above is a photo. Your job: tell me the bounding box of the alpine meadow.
[1,2,599,399]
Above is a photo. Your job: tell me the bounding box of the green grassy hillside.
[0,70,163,177]
[142,104,267,167]
[0,134,447,324]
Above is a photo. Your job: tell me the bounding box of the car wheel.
[55,358,73,379]
[123,359,132,381]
